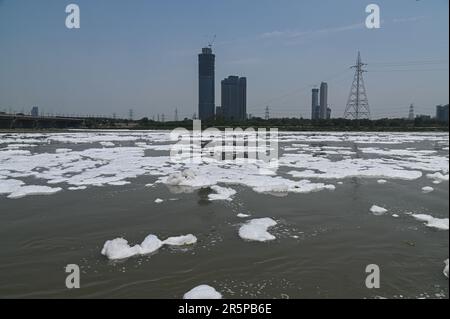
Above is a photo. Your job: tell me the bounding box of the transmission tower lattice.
[265,106,270,120]
[408,104,415,120]
[344,52,371,120]
[129,109,134,121]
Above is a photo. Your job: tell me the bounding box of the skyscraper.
[198,47,215,121]
[319,82,328,119]
[436,104,449,123]
[31,106,39,117]
[311,88,319,120]
[221,76,247,121]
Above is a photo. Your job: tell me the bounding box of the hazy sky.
[0,0,448,119]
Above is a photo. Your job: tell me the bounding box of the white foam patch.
[7,185,62,199]
[101,238,142,260]
[444,259,449,279]
[239,218,277,242]
[154,198,164,204]
[68,186,87,191]
[164,169,215,188]
[183,285,222,299]
[377,179,387,184]
[1,131,448,200]
[108,181,130,186]
[101,233,197,260]
[208,185,236,201]
[140,235,164,254]
[0,179,25,194]
[422,186,434,193]
[237,213,250,218]
[426,172,449,184]
[370,205,388,216]
[100,142,115,147]
[163,234,197,246]
[410,214,449,230]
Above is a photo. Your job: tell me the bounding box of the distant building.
[416,114,431,120]
[319,82,328,119]
[436,104,449,123]
[311,83,330,120]
[215,106,223,119]
[198,47,215,121]
[31,106,39,117]
[311,88,320,120]
[221,76,247,121]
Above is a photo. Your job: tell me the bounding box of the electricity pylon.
[344,51,371,120]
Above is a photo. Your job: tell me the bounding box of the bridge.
[0,113,85,129]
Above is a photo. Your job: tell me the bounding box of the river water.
[0,131,448,298]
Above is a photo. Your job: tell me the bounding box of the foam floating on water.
[377,179,387,184]
[0,179,24,195]
[444,259,449,279]
[165,169,214,188]
[208,185,236,201]
[101,233,198,260]
[163,234,197,246]
[426,172,449,184]
[421,186,434,194]
[101,238,142,260]
[183,285,222,299]
[239,218,277,242]
[7,185,62,199]
[100,142,115,147]
[140,235,164,254]
[410,214,449,231]
[370,205,388,216]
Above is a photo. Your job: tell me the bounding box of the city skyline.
[0,0,448,119]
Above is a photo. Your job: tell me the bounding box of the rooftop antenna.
[208,34,216,49]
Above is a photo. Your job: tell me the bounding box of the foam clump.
[410,214,449,230]
[183,285,222,299]
[370,205,388,216]
[101,233,197,260]
[7,185,62,199]
[444,259,449,278]
[426,172,449,184]
[239,218,277,242]
[140,235,164,254]
[163,234,197,246]
[101,238,141,260]
[208,185,236,201]
[422,186,434,193]
[0,179,25,195]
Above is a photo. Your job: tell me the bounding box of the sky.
[0,0,448,119]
